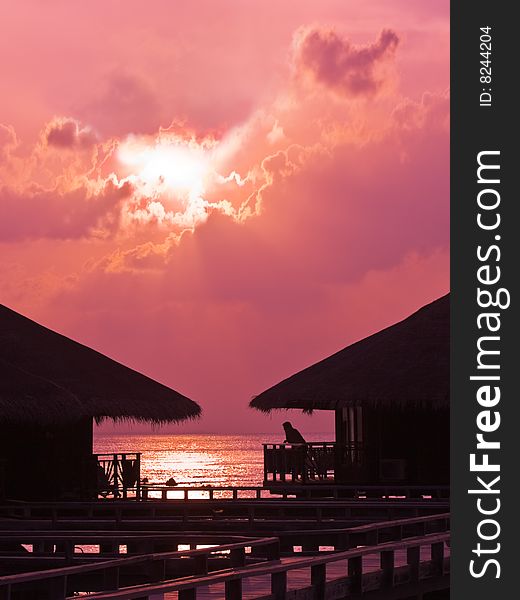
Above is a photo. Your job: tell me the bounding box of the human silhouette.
[282,422,320,480]
[283,421,306,444]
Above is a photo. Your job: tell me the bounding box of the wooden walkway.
[0,497,449,537]
[0,513,450,599]
[69,533,450,599]
[174,545,449,600]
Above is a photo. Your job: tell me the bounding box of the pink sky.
[0,1,449,434]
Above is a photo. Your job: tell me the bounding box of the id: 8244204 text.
[480,26,493,107]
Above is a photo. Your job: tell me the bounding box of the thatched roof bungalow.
[251,295,449,486]
[0,304,200,500]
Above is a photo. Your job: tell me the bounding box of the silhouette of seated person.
[283,421,307,445]
[282,422,319,480]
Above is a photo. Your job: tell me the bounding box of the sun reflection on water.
[93,432,332,491]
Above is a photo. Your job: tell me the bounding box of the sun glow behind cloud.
[116,133,247,229]
[118,137,210,197]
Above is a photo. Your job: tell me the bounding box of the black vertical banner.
[452,2,517,598]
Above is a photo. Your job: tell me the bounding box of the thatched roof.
[0,304,201,425]
[0,360,83,425]
[250,294,449,412]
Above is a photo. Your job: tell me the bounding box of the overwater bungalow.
[251,295,449,488]
[0,305,200,501]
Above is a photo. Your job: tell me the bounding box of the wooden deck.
[0,511,450,599]
[0,494,449,534]
[163,546,450,600]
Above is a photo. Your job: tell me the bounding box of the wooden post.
[431,541,445,574]
[271,571,287,599]
[302,540,319,553]
[147,559,166,582]
[380,550,395,589]
[48,576,67,600]
[225,578,242,600]
[348,556,363,594]
[337,532,350,551]
[135,453,141,500]
[366,530,378,546]
[266,540,281,561]
[100,542,118,555]
[192,554,208,576]
[311,564,326,599]
[179,589,197,600]
[103,566,120,590]
[0,584,11,600]
[112,454,118,498]
[33,541,45,554]
[407,545,420,583]
[335,408,347,482]
[230,548,246,567]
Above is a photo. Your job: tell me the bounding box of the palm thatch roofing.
[250,294,449,413]
[0,304,201,425]
[0,359,83,425]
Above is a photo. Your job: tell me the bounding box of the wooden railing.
[263,441,365,483]
[0,514,450,599]
[94,453,141,500]
[79,532,450,600]
[276,512,450,554]
[0,498,449,533]
[0,531,256,561]
[0,513,450,560]
[137,483,449,501]
[0,536,280,599]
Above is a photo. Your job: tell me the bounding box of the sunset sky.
[0,1,449,433]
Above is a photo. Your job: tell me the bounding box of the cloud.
[0,123,18,162]
[0,179,132,242]
[78,88,448,310]
[79,72,163,137]
[392,90,449,131]
[293,27,399,96]
[44,117,97,149]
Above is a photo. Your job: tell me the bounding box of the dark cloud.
[294,27,399,96]
[0,180,132,242]
[45,118,97,149]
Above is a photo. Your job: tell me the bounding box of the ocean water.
[93,432,333,488]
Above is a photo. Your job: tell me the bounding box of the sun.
[117,138,211,198]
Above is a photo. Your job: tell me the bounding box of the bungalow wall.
[335,407,449,485]
[0,418,93,500]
